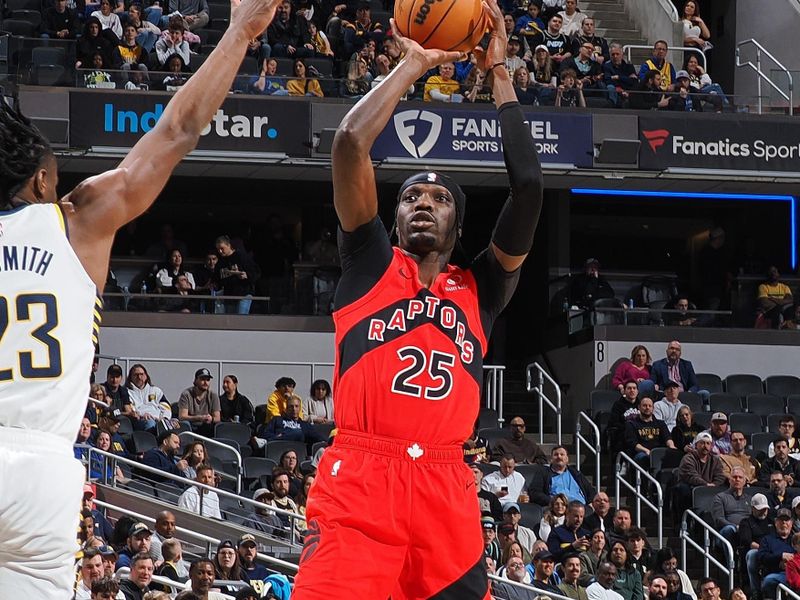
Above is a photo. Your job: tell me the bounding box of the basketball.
[393,0,488,52]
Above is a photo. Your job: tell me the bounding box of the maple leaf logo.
[407,443,424,461]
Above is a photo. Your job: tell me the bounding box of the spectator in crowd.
[586,562,624,600]
[267,0,312,58]
[579,529,607,586]
[250,57,290,95]
[212,540,247,595]
[711,466,754,547]
[739,493,775,594]
[648,576,669,600]
[180,441,207,480]
[653,548,696,600]
[267,469,303,535]
[254,395,324,446]
[572,18,608,62]
[472,463,504,521]
[548,500,591,561]
[638,40,675,91]
[667,70,706,112]
[539,493,569,542]
[492,416,546,464]
[155,20,191,68]
[161,54,190,90]
[559,41,603,94]
[155,249,195,290]
[674,432,726,520]
[702,412,731,456]
[602,42,637,107]
[612,346,656,402]
[119,553,154,600]
[308,21,334,57]
[464,423,490,465]
[528,445,596,505]
[559,553,589,600]
[127,5,161,54]
[87,383,110,423]
[770,416,800,457]
[607,541,643,600]
[90,576,122,599]
[342,2,383,55]
[76,416,93,460]
[625,396,676,468]
[92,0,123,41]
[91,430,127,482]
[503,35,527,77]
[530,44,558,105]
[787,532,800,589]
[629,70,669,110]
[141,431,188,483]
[303,379,333,424]
[266,377,302,421]
[76,549,119,600]
[102,364,131,414]
[178,368,221,436]
[43,0,78,40]
[681,1,712,52]
[241,487,284,535]
[149,511,185,574]
[340,58,371,99]
[765,471,799,514]
[125,363,171,432]
[187,558,229,600]
[482,454,527,505]
[757,265,794,328]
[178,464,222,519]
[650,341,707,401]
[626,527,652,578]
[584,492,615,532]
[671,406,704,454]
[760,439,800,487]
[757,508,796,598]
[529,14,571,63]
[667,295,699,327]
[423,62,463,103]
[237,534,269,593]
[720,430,759,484]
[653,381,684,432]
[502,503,537,555]
[513,66,538,105]
[82,484,114,541]
[77,17,114,69]
[496,539,531,577]
[277,449,304,497]
[219,374,255,425]
[167,0,210,31]
[483,516,502,565]
[157,274,196,312]
[153,538,187,591]
[567,257,615,309]
[531,550,562,594]
[93,408,129,458]
[606,381,641,453]
[557,0,586,37]
[683,54,727,108]
[517,0,545,35]
[492,555,535,599]
[214,234,262,314]
[117,523,153,570]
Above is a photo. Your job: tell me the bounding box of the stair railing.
[484,364,506,428]
[680,509,735,591]
[614,451,663,547]
[575,411,601,488]
[622,44,706,73]
[525,362,562,444]
[736,39,794,115]
[777,584,800,600]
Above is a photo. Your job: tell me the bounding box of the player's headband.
[396,171,466,230]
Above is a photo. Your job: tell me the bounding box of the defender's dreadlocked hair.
[0,97,52,207]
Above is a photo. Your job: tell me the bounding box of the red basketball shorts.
[292,429,490,599]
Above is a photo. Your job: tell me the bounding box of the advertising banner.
[372,106,593,167]
[639,113,800,172]
[69,91,311,156]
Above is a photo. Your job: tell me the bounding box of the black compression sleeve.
[491,101,543,258]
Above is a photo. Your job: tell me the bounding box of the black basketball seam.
[419,0,459,47]
[449,12,483,52]
[405,0,416,39]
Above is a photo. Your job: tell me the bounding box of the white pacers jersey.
[0,203,100,443]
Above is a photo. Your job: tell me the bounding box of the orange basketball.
[393,0,488,53]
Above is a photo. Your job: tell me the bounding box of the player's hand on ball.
[390,18,464,74]
[472,0,505,74]
[230,0,282,41]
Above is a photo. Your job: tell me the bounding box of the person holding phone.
[547,500,592,562]
[481,455,528,506]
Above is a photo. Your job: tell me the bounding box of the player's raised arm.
[477,0,543,273]
[332,21,463,232]
[64,0,282,287]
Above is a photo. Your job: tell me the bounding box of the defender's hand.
[230,0,282,42]
[390,18,465,76]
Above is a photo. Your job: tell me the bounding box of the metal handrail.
[614,452,663,546]
[93,498,300,570]
[114,567,195,596]
[525,362,562,444]
[484,365,506,428]
[575,411,601,488]
[178,430,243,494]
[777,583,800,600]
[659,0,679,21]
[736,39,794,115]
[488,573,576,600]
[85,447,305,547]
[622,44,707,72]
[680,509,735,591]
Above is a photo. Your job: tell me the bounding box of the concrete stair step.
[597,27,646,38]
[594,17,636,29]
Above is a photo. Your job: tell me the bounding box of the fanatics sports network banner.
[371,106,594,168]
[639,113,800,173]
[69,91,311,156]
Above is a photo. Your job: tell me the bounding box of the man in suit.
[649,340,709,403]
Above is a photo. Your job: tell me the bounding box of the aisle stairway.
[583,0,651,67]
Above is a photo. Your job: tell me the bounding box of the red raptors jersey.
[333,248,487,446]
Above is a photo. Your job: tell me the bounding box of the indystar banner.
[639,113,800,172]
[69,91,311,156]
[371,106,593,167]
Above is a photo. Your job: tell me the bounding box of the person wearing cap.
[238,534,269,595]
[240,488,284,535]
[674,432,726,522]
[547,500,591,562]
[102,364,133,414]
[719,430,759,485]
[786,531,800,589]
[473,463,504,521]
[650,341,708,402]
[528,445,596,507]
[503,35,527,77]
[738,492,774,595]
[501,502,537,554]
[586,562,624,600]
[177,368,220,437]
[653,381,685,432]
[531,549,562,594]
[116,523,153,570]
[94,408,130,457]
[711,465,754,548]
[769,416,800,458]
[757,508,796,598]
[212,540,247,595]
[82,482,115,541]
[482,516,502,565]
[566,258,615,310]
[141,430,189,482]
[602,42,637,107]
[342,1,383,58]
[464,422,490,465]
[666,69,705,112]
[759,437,800,487]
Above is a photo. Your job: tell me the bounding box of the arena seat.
[693,412,713,429]
[312,422,335,440]
[117,415,134,436]
[724,374,763,399]
[155,481,183,503]
[696,373,724,394]
[515,464,539,490]
[787,395,800,415]
[1,19,37,37]
[518,502,543,529]
[264,440,308,462]
[243,456,277,480]
[691,485,724,523]
[477,463,499,477]
[728,412,762,437]
[208,2,230,30]
[708,393,741,415]
[215,422,252,446]
[764,375,800,399]
[750,432,774,459]
[745,394,785,417]
[125,479,157,498]
[678,391,704,414]
[590,389,618,419]
[128,430,157,454]
[478,407,500,429]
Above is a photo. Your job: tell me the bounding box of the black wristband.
[490,62,506,72]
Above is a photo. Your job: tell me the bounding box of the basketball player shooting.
[293,1,543,597]
[0,0,282,595]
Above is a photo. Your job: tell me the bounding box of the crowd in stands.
[3,0,729,109]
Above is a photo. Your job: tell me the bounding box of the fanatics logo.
[642,129,671,153]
